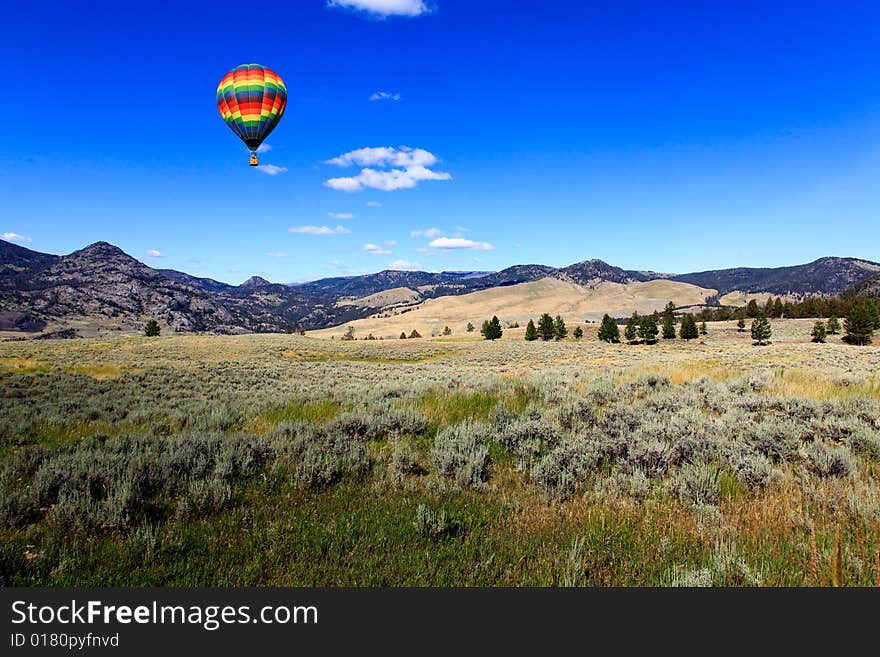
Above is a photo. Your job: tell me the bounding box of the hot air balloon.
[216,64,287,166]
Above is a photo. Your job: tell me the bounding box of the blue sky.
[2,0,879,284]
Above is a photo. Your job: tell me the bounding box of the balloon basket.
[249,154,259,166]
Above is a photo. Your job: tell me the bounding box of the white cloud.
[370,91,401,102]
[363,243,392,255]
[256,164,288,175]
[266,252,288,257]
[328,212,354,220]
[327,146,437,168]
[325,147,450,192]
[288,225,351,235]
[410,227,442,239]
[2,232,32,244]
[327,0,430,18]
[256,143,272,154]
[383,240,397,246]
[366,201,382,207]
[326,166,450,192]
[145,249,163,258]
[428,237,495,251]
[388,259,422,270]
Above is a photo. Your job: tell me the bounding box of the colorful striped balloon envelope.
[217,64,287,166]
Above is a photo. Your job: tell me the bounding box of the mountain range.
[1,238,878,336]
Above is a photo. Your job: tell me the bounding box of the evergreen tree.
[662,312,676,339]
[750,313,772,346]
[638,315,659,344]
[624,312,640,343]
[481,315,503,341]
[342,326,355,341]
[773,298,784,318]
[699,320,708,336]
[746,299,760,318]
[598,314,620,343]
[144,320,160,337]
[763,297,775,317]
[736,317,746,332]
[811,321,827,343]
[661,302,676,339]
[466,322,475,333]
[573,326,584,340]
[409,329,422,339]
[553,314,568,340]
[537,313,556,341]
[679,314,699,340]
[400,332,407,339]
[442,326,452,336]
[843,302,875,345]
[524,319,538,341]
[826,315,840,335]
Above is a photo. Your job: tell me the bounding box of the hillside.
[2,238,878,337]
[308,277,717,339]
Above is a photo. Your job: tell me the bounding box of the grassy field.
[1,319,879,586]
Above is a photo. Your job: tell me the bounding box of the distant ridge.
[1,238,877,335]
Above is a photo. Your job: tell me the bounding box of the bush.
[144,320,160,337]
[804,443,857,479]
[431,423,491,488]
[531,437,602,496]
[675,461,720,505]
[413,503,453,539]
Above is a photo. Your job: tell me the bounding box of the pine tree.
[638,315,659,344]
[826,315,840,335]
[763,297,775,317]
[811,321,827,343]
[661,302,676,339]
[524,319,538,341]
[144,320,160,337]
[751,313,772,346]
[400,332,407,339]
[699,320,708,336]
[409,329,422,339]
[442,326,452,336]
[737,317,746,332]
[773,298,784,318]
[466,322,475,333]
[573,326,583,340]
[679,314,699,340]
[746,299,759,318]
[843,302,875,345]
[624,312,640,343]
[481,316,503,341]
[537,313,556,341]
[553,315,567,340]
[598,314,620,343]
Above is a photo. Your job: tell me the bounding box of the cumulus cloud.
[288,225,351,235]
[2,232,32,244]
[366,201,382,207]
[327,146,437,168]
[327,0,430,18]
[256,164,288,175]
[388,259,422,270]
[326,166,450,192]
[145,249,163,258]
[325,147,450,192]
[428,237,495,251]
[328,212,354,220]
[266,252,288,257]
[363,243,392,255]
[370,91,401,102]
[410,227,442,239]
[256,143,272,154]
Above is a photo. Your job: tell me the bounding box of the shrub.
[675,461,720,505]
[144,320,160,337]
[431,423,491,488]
[804,443,856,479]
[391,441,426,477]
[531,437,602,496]
[414,503,453,539]
[497,417,560,458]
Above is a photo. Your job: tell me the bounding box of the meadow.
[1,319,879,586]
